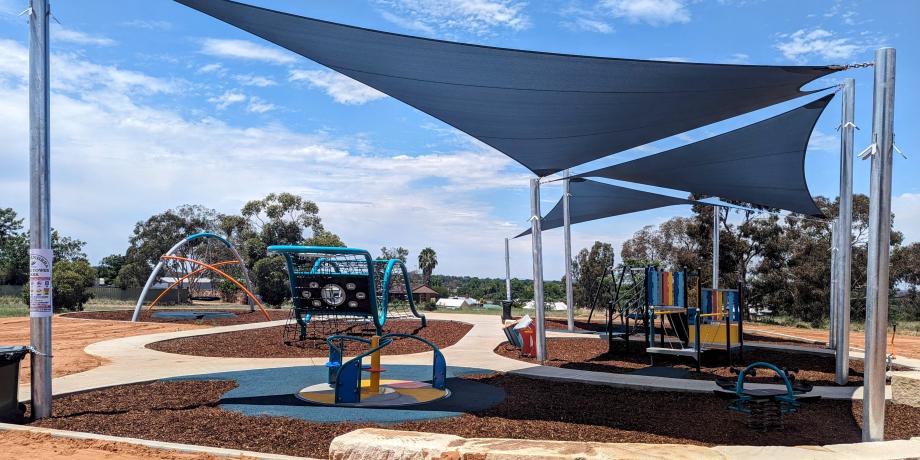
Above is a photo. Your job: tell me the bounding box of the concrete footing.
[329,429,920,460]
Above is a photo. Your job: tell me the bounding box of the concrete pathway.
[19,312,910,401]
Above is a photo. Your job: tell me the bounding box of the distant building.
[522,300,567,311]
[389,283,440,304]
[435,296,480,309]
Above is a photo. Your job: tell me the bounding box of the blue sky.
[0,0,917,279]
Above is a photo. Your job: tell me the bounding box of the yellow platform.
[297,379,450,407]
[689,323,740,346]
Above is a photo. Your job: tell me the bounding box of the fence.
[1,285,189,305]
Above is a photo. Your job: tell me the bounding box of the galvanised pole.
[712,206,720,290]
[829,219,838,350]
[563,169,575,332]
[29,0,53,420]
[504,237,512,302]
[836,77,855,385]
[530,178,547,362]
[863,48,895,442]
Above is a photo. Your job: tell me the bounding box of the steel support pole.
[712,206,720,290]
[829,219,839,349]
[563,169,575,332]
[863,48,895,442]
[529,178,547,362]
[29,0,52,420]
[836,77,855,385]
[504,238,512,302]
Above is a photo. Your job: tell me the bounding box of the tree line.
[567,194,920,326]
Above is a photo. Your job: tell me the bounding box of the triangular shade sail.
[516,179,697,238]
[575,94,834,217]
[176,0,840,176]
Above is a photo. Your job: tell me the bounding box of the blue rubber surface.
[168,365,504,423]
[151,311,237,320]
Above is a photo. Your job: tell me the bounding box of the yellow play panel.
[689,323,741,346]
[297,379,450,407]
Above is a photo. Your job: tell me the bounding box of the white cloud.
[0,39,532,277]
[723,53,750,64]
[651,56,690,62]
[808,129,838,154]
[289,69,387,105]
[564,17,614,34]
[197,63,226,76]
[52,26,116,47]
[208,90,247,109]
[122,20,172,30]
[376,0,530,36]
[235,74,276,87]
[600,0,691,26]
[200,38,297,65]
[247,96,276,113]
[893,193,920,244]
[775,28,876,62]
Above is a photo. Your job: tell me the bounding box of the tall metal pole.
[835,77,855,385]
[712,206,720,290]
[504,237,512,302]
[829,220,839,349]
[28,0,53,420]
[563,169,575,332]
[529,178,547,361]
[863,48,895,442]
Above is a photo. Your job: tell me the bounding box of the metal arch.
[130,232,259,321]
[145,260,239,312]
[379,259,427,329]
[160,255,271,320]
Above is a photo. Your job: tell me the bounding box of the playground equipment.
[714,362,819,431]
[131,232,268,322]
[269,246,427,342]
[594,265,744,370]
[296,333,448,406]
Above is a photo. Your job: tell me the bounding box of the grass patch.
[0,296,28,317]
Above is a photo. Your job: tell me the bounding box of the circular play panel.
[151,311,237,320]
[169,365,503,423]
[297,379,450,407]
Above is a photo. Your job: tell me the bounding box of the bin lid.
[0,346,30,362]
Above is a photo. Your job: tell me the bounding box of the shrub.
[253,256,290,306]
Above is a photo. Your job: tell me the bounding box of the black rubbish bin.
[0,346,29,423]
[500,300,514,321]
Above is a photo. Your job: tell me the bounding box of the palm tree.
[418,247,438,285]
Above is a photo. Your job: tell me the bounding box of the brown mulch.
[63,309,291,326]
[495,337,910,386]
[146,320,473,358]
[540,317,607,332]
[30,374,920,458]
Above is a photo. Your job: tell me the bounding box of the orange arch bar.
[146,260,238,312]
[160,255,271,321]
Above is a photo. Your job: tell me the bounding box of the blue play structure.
[714,362,819,431]
[268,246,426,340]
[316,333,448,406]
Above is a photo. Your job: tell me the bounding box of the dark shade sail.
[516,179,697,238]
[575,94,834,217]
[176,0,840,176]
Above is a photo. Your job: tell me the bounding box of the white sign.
[29,248,53,318]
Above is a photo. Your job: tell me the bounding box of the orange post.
[369,335,382,393]
[160,255,271,321]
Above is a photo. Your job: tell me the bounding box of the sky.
[0,0,917,280]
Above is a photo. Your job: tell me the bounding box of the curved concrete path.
[19,313,910,401]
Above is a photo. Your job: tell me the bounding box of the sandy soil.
[0,431,233,459]
[746,323,920,359]
[0,316,203,384]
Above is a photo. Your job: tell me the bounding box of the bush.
[22,259,96,311]
[422,300,437,311]
[216,278,242,303]
[253,256,290,306]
